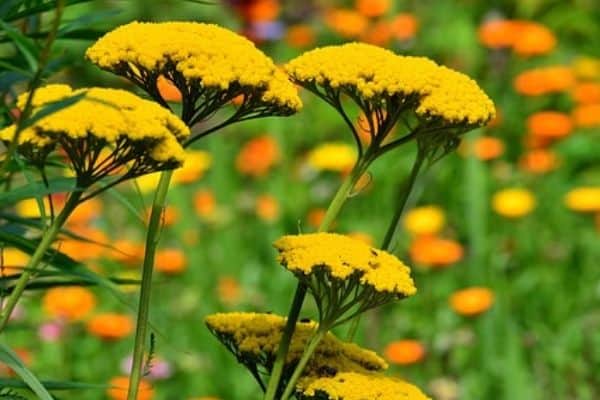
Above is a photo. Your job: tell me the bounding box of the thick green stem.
[126,170,173,400]
[280,328,328,400]
[0,190,81,332]
[263,161,368,400]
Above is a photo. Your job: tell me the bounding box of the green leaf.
[0,378,107,391]
[0,20,39,71]
[0,343,53,400]
[21,92,86,130]
[4,0,95,22]
[0,177,78,207]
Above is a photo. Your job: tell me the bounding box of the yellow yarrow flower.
[403,205,446,236]
[492,188,536,218]
[307,143,357,172]
[285,43,494,161]
[205,312,387,378]
[564,187,600,213]
[274,233,416,326]
[0,85,188,192]
[298,372,431,400]
[86,21,301,129]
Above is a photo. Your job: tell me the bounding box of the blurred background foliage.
[1,0,600,399]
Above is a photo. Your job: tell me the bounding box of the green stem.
[126,170,173,400]
[0,189,81,333]
[380,150,426,250]
[280,327,328,400]
[263,160,368,400]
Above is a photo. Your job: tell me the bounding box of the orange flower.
[285,24,315,48]
[527,111,573,140]
[307,208,327,229]
[156,75,182,102]
[391,13,418,40]
[235,135,279,177]
[87,313,134,340]
[572,103,600,127]
[217,276,242,306]
[572,82,600,104]
[519,149,559,174]
[450,287,494,316]
[245,0,279,22]
[110,239,145,266]
[66,198,102,227]
[409,236,463,267]
[107,376,154,400]
[514,66,574,96]
[194,189,216,219]
[355,0,390,17]
[513,23,556,56]
[58,227,108,262]
[155,248,187,275]
[324,9,369,38]
[361,21,393,46]
[43,287,96,321]
[384,339,426,365]
[255,194,279,222]
[463,136,504,161]
[478,19,523,48]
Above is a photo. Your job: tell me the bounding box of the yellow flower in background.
[403,205,446,236]
[564,187,600,213]
[492,188,536,218]
[15,198,50,218]
[298,372,430,400]
[172,151,212,184]
[1,248,30,276]
[134,173,162,194]
[572,56,600,80]
[307,143,357,172]
[450,287,495,317]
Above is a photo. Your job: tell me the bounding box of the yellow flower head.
[274,233,416,326]
[86,22,301,130]
[285,43,494,157]
[298,372,431,400]
[492,188,536,218]
[403,205,446,236]
[205,312,387,385]
[0,85,188,191]
[307,143,357,172]
[564,187,600,213]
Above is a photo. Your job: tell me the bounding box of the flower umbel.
[285,42,494,160]
[0,84,188,199]
[86,22,301,140]
[205,312,386,393]
[274,233,416,327]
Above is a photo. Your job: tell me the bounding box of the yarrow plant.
[0,16,494,400]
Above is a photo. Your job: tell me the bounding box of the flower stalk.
[126,169,173,400]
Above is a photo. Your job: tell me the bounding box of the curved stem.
[263,160,368,400]
[126,170,173,400]
[280,327,328,400]
[0,189,81,333]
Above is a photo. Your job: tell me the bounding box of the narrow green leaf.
[0,20,39,71]
[0,343,53,400]
[0,378,107,391]
[0,177,78,207]
[21,92,86,130]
